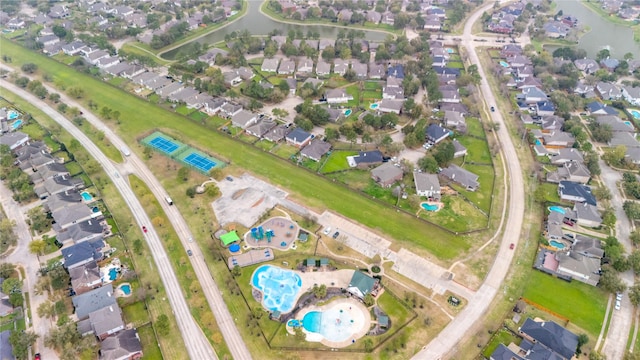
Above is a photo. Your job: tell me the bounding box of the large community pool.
[251,265,302,313]
[299,300,368,343]
[629,109,640,120]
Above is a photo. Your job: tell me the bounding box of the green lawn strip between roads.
[0,38,470,261]
[522,271,607,337]
[0,89,187,359]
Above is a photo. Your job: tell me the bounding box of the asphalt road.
[413,1,526,358]
[0,80,218,360]
[0,181,56,359]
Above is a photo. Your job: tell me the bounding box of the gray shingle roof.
[72,284,117,320]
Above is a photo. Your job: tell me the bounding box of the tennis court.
[183,152,216,172]
[149,136,179,154]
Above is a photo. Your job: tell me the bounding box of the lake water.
[551,0,640,58]
[162,0,391,60]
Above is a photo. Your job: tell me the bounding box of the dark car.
[142,226,148,233]
[490,106,495,112]
[332,231,340,239]
[187,250,193,256]
[226,176,233,181]
[509,243,515,250]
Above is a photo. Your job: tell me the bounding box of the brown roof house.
[371,162,403,187]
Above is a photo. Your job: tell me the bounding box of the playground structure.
[245,216,299,250]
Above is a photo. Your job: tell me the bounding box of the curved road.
[0,80,218,360]
[413,1,526,358]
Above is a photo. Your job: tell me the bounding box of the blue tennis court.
[149,136,179,154]
[184,152,217,172]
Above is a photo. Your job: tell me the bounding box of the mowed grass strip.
[1,39,469,260]
[522,271,607,337]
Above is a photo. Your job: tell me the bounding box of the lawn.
[20,122,47,140]
[419,195,488,232]
[122,301,150,327]
[364,81,382,91]
[539,182,565,204]
[137,324,163,360]
[457,136,492,164]
[64,161,84,176]
[522,271,607,337]
[320,150,358,173]
[465,117,486,139]
[482,328,521,358]
[0,38,470,260]
[452,163,494,213]
[346,84,360,107]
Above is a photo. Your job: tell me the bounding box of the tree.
[630,250,640,275]
[9,330,37,359]
[28,239,47,256]
[589,351,606,360]
[576,334,588,355]
[629,284,640,307]
[15,76,29,88]
[21,63,38,74]
[312,284,327,299]
[631,230,640,246]
[156,314,171,335]
[601,207,616,228]
[186,186,196,198]
[596,49,610,62]
[205,184,219,198]
[67,86,84,99]
[2,277,22,295]
[49,93,60,103]
[418,156,439,173]
[27,206,51,233]
[37,301,56,320]
[177,166,190,182]
[624,201,640,220]
[0,263,15,278]
[363,293,375,306]
[599,267,626,293]
[433,142,455,167]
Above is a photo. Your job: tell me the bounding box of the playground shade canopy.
[221,231,241,246]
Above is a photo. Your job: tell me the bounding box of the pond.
[549,0,640,58]
[161,0,392,60]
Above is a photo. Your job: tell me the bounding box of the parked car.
[332,231,340,239]
[187,250,193,256]
[323,227,332,235]
[509,243,515,250]
[35,354,41,360]
[142,226,148,233]
[616,292,623,301]
[615,300,621,310]
[490,106,495,112]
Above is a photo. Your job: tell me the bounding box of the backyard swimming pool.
[81,191,93,201]
[421,202,439,211]
[108,268,118,281]
[550,240,566,249]
[252,265,302,313]
[446,48,454,53]
[343,109,352,116]
[7,110,19,120]
[499,61,509,67]
[629,109,640,120]
[369,103,379,110]
[11,119,22,130]
[549,206,566,214]
[625,121,633,127]
[118,283,131,295]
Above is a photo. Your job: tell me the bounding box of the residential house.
[586,101,619,116]
[378,99,404,114]
[352,62,368,79]
[369,63,385,79]
[558,181,596,205]
[574,82,596,97]
[597,115,635,133]
[318,39,334,51]
[44,189,83,213]
[61,239,104,270]
[88,305,125,340]
[72,284,117,320]
[316,60,331,76]
[285,128,313,147]
[381,12,395,26]
[325,88,353,104]
[542,131,575,148]
[440,164,479,191]
[626,147,640,164]
[220,102,243,118]
[596,82,622,100]
[285,78,297,95]
[300,140,331,161]
[574,202,602,228]
[57,218,108,244]
[414,172,441,200]
[231,110,258,129]
[34,174,84,200]
[296,57,314,74]
[489,344,524,360]
[203,98,226,115]
[333,59,349,75]
[99,329,143,360]
[543,21,570,38]
[444,111,466,131]
[371,162,403,187]
[49,4,70,18]
[550,148,583,165]
[622,86,640,106]
[96,56,120,69]
[387,64,404,79]
[7,18,26,30]
[546,161,591,184]
[38,35,60,47]
[366,11,382,23]
[246,119,277,138]
[198,48,228,66]
[519,319,579,359]
[264,124,290,142]
[29,163,70,183]
[600,57,620,72]
[278,59,295,75]
[572,234,605,259]
[535,101,555,116]
[86,50,110,65]
[70,261,102,295]
[338,9,353,22]
[440,103,468,114]
[348,150,384,168]
[425,124,450,144]
[609,132,640,148]
[519,86,548,104]
[574,58,599,74]
[452,139,467,158]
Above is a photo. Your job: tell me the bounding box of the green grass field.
[419,195,488,232]
[457,136,492,164]
[321,150,358,173]
[0,38,474,260]
[522,271,607,336]
[482,328,521,358]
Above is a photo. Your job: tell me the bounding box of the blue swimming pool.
[549,206,565,214]
[370,103,379,110]
[302,306,361,342]
[81,191,93,201]
[535,139,542,145]
[252,265,302,313]
[499,61,509,68]
[109,268,118,281]
[344,109,352,116]
[11,119,22,129]
[421,203,439,211]
[7,110,19,120]
[446,48,454,54]
[629,109,640,120]
[550,240,566,249]
[119,284,131,295]
[625,121,633,127]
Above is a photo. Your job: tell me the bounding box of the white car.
[323,227,332,235]
[616,293,623,301]
[615,300,621,310]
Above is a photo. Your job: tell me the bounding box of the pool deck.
[291,297,372,348]
[227,248,274,269]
